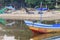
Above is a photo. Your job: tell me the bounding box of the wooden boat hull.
[24,21,60,33]
[29,26,60,33]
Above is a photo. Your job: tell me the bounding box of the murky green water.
[0,20,60,40]
[0,20,33,40]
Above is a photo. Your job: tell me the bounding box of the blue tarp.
[5,6,15,10]
[36,8,48,11]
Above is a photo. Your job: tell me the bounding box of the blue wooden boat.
[24,20,60,33]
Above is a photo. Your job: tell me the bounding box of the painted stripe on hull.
[29,26,60,33]
[24,21,60,28]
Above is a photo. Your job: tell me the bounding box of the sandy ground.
[0,10,60,21]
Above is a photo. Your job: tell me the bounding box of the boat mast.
[39,2,43,23]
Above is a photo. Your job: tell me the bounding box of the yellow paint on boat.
[29,26,60,33]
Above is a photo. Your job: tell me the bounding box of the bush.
[48,6,55,9]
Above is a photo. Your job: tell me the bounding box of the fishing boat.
[24,8,60,33]
[24,20,60,33]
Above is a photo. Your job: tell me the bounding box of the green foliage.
[25,0,42,8]
[25,0,36,4]
[25,0,55,9]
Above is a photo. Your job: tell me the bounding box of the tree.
[25,0,42,8]
[25,0,56,9]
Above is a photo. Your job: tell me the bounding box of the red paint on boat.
[31,29,48,34]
